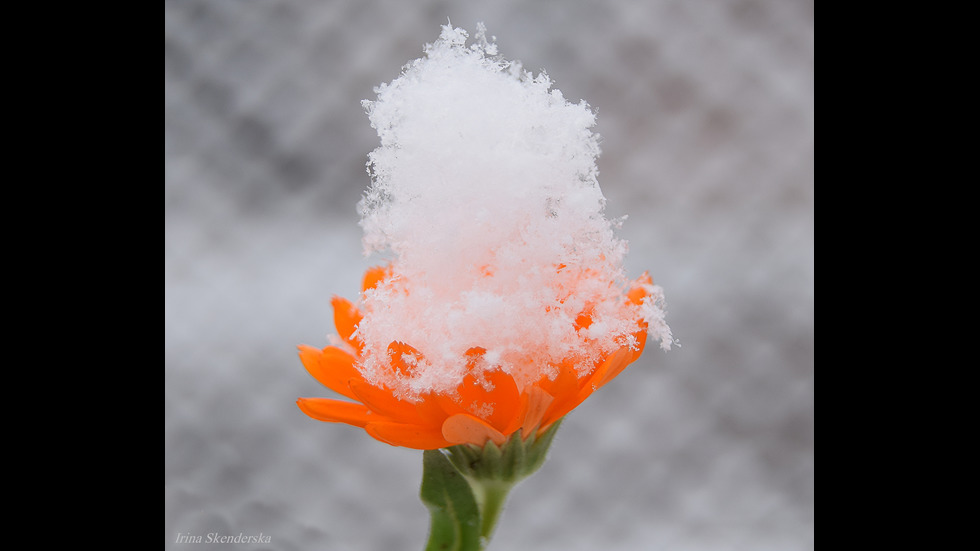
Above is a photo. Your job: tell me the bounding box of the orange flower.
[297,266,654,450]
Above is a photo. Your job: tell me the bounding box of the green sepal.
[420,449,482,551]
[445,420,562,483]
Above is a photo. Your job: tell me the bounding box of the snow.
[352,24,670,399]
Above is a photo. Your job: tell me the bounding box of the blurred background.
[164,1,813,550]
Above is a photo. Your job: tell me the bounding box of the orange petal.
[539,362,578,408]
[628,272,653,305]
[487,370,523,434]
[365,421,452,450]
[538,348,635,432]
[331,296,363,349]
[521,386,555,439]
[539,362,590,430]
[415,392,453,426]
[297,345,361,400]
[434,391,467,419]
[362,265,389,292]
[457,369,522,434]
[464,347,487,368]
[296,397,374,428]
[388,341,423,377]
[442,413,508,447]
[538,360,578,396]
[589,346,634,390]
[574,304,594,331]
[349,378,420,423]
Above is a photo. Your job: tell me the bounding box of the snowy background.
[164,1,813,550]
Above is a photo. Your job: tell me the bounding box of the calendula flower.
[296,23,672,550]
[297,265,666,449]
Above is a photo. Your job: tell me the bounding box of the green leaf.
[420,449,483,551]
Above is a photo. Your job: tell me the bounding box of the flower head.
[298,266,667,449]
[297,24,671,449]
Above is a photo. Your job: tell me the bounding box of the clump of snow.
[353,24,670,400]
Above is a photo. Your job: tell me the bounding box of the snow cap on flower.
[352,24,671,401]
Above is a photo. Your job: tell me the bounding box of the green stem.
[470,479,514,543]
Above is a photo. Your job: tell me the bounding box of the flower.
[296,25,672,454]
[296,265,663,450]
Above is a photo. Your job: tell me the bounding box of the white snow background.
[165,2,813,550]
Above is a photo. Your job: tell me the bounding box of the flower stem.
[470,479,514,544]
